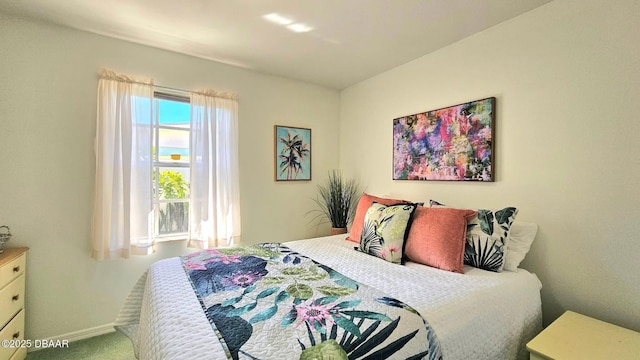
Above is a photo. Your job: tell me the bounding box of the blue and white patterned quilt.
[181,243,442,360]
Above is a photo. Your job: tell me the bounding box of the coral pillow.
[346,193,411,243]
[404,207,477,273]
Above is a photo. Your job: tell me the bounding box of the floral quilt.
[181,243,442,360]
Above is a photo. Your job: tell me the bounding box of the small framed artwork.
[393,97,495,181]
[274,125,311,181]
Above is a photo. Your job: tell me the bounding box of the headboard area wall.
[338,0,640,331]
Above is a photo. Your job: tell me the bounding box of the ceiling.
[0,0,552,89]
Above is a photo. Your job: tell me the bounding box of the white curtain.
[92,70,154,260]
[188,90,241,249]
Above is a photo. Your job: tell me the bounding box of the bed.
[115,233,542,360]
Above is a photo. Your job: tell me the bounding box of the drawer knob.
[12,294,19,301]
[12,266,20,273]
[12,331,19,340]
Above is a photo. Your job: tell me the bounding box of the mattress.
[115,235,542,360]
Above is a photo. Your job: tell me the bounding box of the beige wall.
[340,0,640,330]
[0,13,339,339]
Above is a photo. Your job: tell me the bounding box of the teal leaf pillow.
[357,202,417,264]
[464,207,518,272]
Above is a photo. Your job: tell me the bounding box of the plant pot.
[330,227,347,235]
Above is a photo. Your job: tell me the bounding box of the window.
[153,92,191,240]
[93,70,241,259]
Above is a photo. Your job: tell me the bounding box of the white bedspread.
[115,235,542,360]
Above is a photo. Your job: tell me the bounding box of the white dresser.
[0,248,28,360]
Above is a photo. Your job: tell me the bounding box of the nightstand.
[527,310,640,360]
[0,247,28,360]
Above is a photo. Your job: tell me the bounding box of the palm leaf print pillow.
[464,207,518,272]
[357,202,417,264]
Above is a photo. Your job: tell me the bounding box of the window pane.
[155,167,190,199]
[158,98,190,127]
[158,128,189,163]
[157,201,189,235]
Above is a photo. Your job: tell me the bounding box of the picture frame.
[274,125,312,181]
[392,97,495,181]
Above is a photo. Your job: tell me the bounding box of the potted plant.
[310,170,362,235]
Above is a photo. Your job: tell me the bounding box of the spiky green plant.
[310,170,362,229]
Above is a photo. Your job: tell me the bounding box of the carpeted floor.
[25,331,135,360]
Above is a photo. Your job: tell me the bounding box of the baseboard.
[27,323,115,352]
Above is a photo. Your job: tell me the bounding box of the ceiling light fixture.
[286,23,313,33]
[263,13,293,26]
[263,13,314,33]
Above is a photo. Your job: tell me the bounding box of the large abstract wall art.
[393,97,495,181]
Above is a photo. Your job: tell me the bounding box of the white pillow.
[503,221,538,271]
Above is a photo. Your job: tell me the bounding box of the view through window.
[153,92,190,239]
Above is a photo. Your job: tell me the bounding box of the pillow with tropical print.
[464,207,518,272]
[429,200,519,272]
[357,202,418,264]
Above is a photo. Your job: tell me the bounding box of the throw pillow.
[405,207,477,273]
[464,207,518,272]
[502,221,538,271]
[357,202,417,264]
[347,193,412,243]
